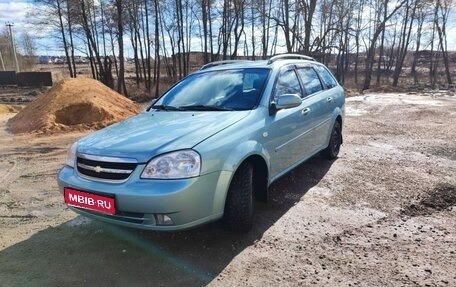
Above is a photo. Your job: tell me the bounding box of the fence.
[0,71,17,86]
[0,71,52,87]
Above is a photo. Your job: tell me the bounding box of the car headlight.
[141,150,201,179]
[65,142,77,168]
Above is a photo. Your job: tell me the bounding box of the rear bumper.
[58,165,232,231]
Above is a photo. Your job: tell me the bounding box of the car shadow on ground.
[0,156,334,286]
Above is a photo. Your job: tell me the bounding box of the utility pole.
[0,49,5,71]
[6,22,20,72]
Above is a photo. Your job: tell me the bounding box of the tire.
[224,162,254,233]
[321,121,342,160]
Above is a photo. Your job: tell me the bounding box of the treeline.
[33,0,454,95]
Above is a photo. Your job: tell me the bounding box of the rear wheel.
[321,121,342,160]
[224,163,254,232]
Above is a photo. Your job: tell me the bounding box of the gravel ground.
[0,92,455,286]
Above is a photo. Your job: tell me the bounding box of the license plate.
[64,187,115,215]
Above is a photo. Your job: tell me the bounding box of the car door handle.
[326,97,333,103]
[301,108,311,115]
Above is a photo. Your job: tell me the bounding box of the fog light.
[155,214,174,225]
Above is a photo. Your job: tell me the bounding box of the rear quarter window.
[314,65,338,89]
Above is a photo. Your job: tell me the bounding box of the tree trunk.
[201,0,209,63]
[66,0,76,77]
[376,4,387,86]
[56,0,73,77]
[154,0,161,97]
[434,0,453,86]
[115,0,127,96]
[392,0,417,87]
[80,0,105,82]
[144,0,152,91]
[411,10,424,85]
[303,0,317,54]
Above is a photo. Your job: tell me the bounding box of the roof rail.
[268,54,315,64]
[200,60,253,70]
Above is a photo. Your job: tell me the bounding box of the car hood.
[76,111,250,163]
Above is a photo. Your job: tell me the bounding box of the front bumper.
[58,165,232,231]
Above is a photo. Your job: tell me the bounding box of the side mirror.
[274,94,302,110]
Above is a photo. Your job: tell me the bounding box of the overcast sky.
[1,0,456,56]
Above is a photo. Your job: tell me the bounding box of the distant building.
[37,56,52,64]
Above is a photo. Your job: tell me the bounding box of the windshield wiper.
[150,105,184,111]
[179,105,234,111]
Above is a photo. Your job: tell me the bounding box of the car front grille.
[76,153,137,182]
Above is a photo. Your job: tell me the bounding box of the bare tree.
[410,2,427,85]
[433,0,453,86]
[392,0,418,87]
[362,0,406,91]
[115,0,128,95]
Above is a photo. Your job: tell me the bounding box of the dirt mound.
[401,185,456,217]
[7,78,140,134]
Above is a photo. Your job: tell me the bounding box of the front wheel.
[321,121,342,160]
[224,163,254,233]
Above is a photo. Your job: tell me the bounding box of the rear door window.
[296,67,323,96]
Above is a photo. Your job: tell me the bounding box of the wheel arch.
[223,152,269,204]
[324,109,344,147]
[243,154,269,202]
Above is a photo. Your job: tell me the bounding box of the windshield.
[153,68,269,111]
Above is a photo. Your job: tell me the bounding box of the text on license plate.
[64,187,115,215]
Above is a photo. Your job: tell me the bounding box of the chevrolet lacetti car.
[58,54,345,232]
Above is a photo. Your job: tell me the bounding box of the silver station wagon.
[58,54,345,232]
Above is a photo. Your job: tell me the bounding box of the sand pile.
[8,78,140,134]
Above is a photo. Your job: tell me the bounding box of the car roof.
[197,54,320,72]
